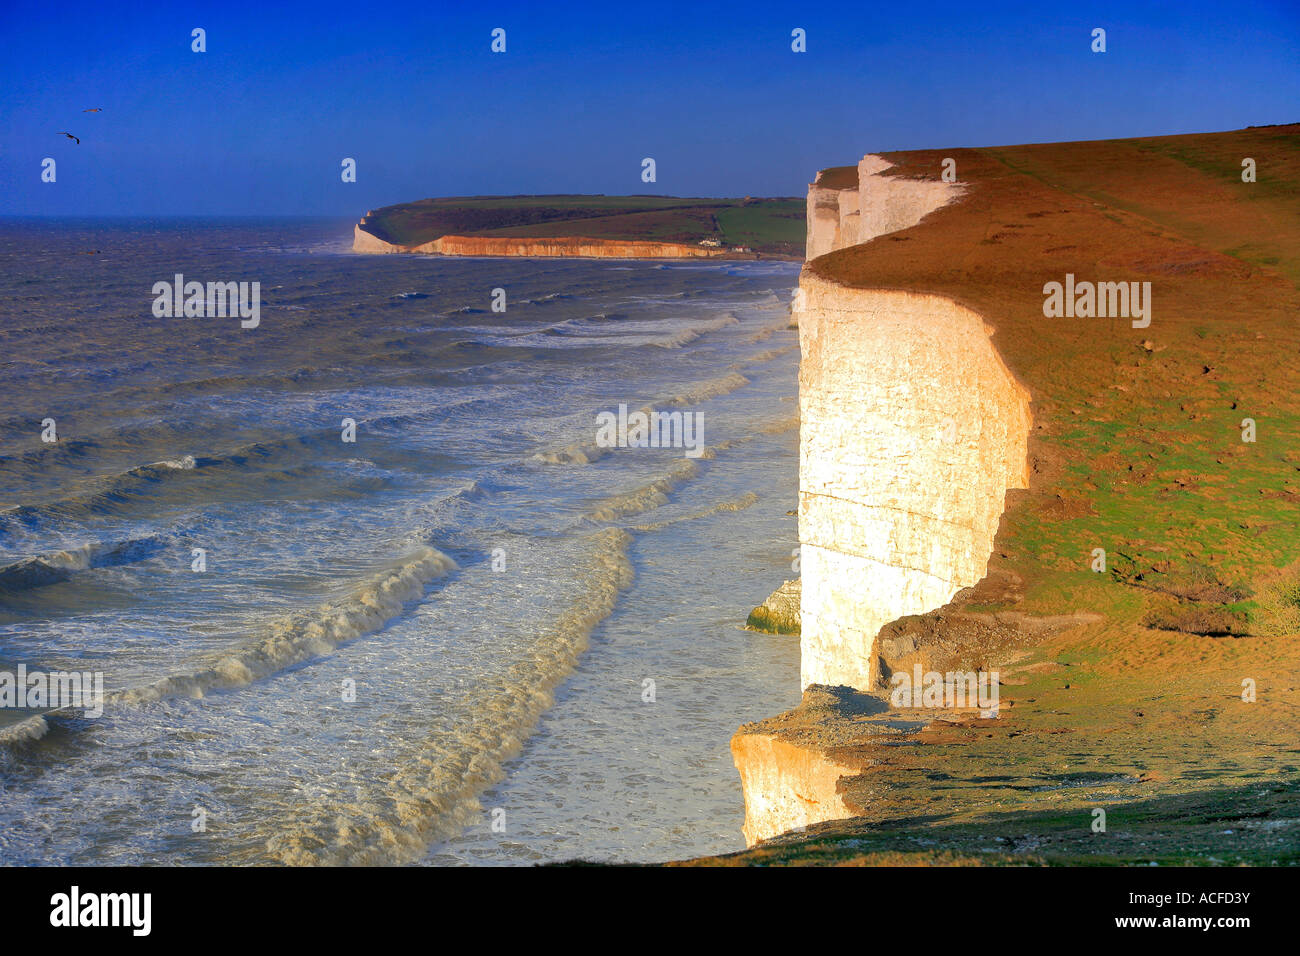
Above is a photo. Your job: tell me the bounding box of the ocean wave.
[629,491,760,531]
[0,535,168,592]
[530,442,612,466]
[661,371,749,407]
[0,435,102,470]
[0,714,50,760]
[0,450,243,532]
[111,545,457,706]
[530,373,749,467]
[648,327,710,349]
[746,315,797,343]
[730,343,799,369]
[263,527,633,865]
[585,458,700,522]
[396,480,495,538]
[462,312,738,352]
[0,409,467,531]
[756,414,800,435]
[155,455,198,470]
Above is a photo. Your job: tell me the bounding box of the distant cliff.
[353,224,736,259]
[352,194,806,259]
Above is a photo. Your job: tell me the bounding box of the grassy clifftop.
[815,124,1300,641]
[360,194,806,256]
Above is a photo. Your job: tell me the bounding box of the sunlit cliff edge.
[736,156,1033,842]
[714,125,1300,863]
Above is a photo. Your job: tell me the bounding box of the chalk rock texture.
[792,153,1028,692]
[853,155,962,245]
[352,223,401,253]
[806,175,858,259]
[746,578,801,635]
[730,724,857,845]
[806,154,961,260]
[731,685,884,846]
[732,154,1032,846]
[795,276,1032,690]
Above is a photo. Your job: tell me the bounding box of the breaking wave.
[585,458,700,522]
[628,491,760,532]
[263,528,633,865]
[0,535,168,592]
[531,373,750,466]
[111,545,457,706]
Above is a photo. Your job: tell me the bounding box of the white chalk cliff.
[796,279,1032,689]
[731,155,1032,845]
[352,223,733,259]
[805,157,962,261]
[795,155,1030,691]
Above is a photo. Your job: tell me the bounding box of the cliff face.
[730,685,881,846]
[796,278,1031,689]
[352,225,734,259]
[805,175,858,259]
[427,235,732,258]
[854,155,961,245]
[795,154,1026,691]
[353,223,402,253]
[805,157,962,261]
[734,154,1031,845]
[730,720,857,844]
[716,126,1300,862]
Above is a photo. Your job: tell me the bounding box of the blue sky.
[2,0,1297,216]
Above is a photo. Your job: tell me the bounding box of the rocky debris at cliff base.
[731,599,1110,845]
[746,578,801,634]
[861,566,1100,693]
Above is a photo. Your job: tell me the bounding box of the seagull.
[82,108,103,112]
[58,132,80,144]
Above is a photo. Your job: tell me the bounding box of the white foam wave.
[112,546,457,706]
[264,528,633,865]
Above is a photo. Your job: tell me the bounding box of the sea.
[0,219,802,865]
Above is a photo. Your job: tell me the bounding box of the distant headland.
[352,194,805,259]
